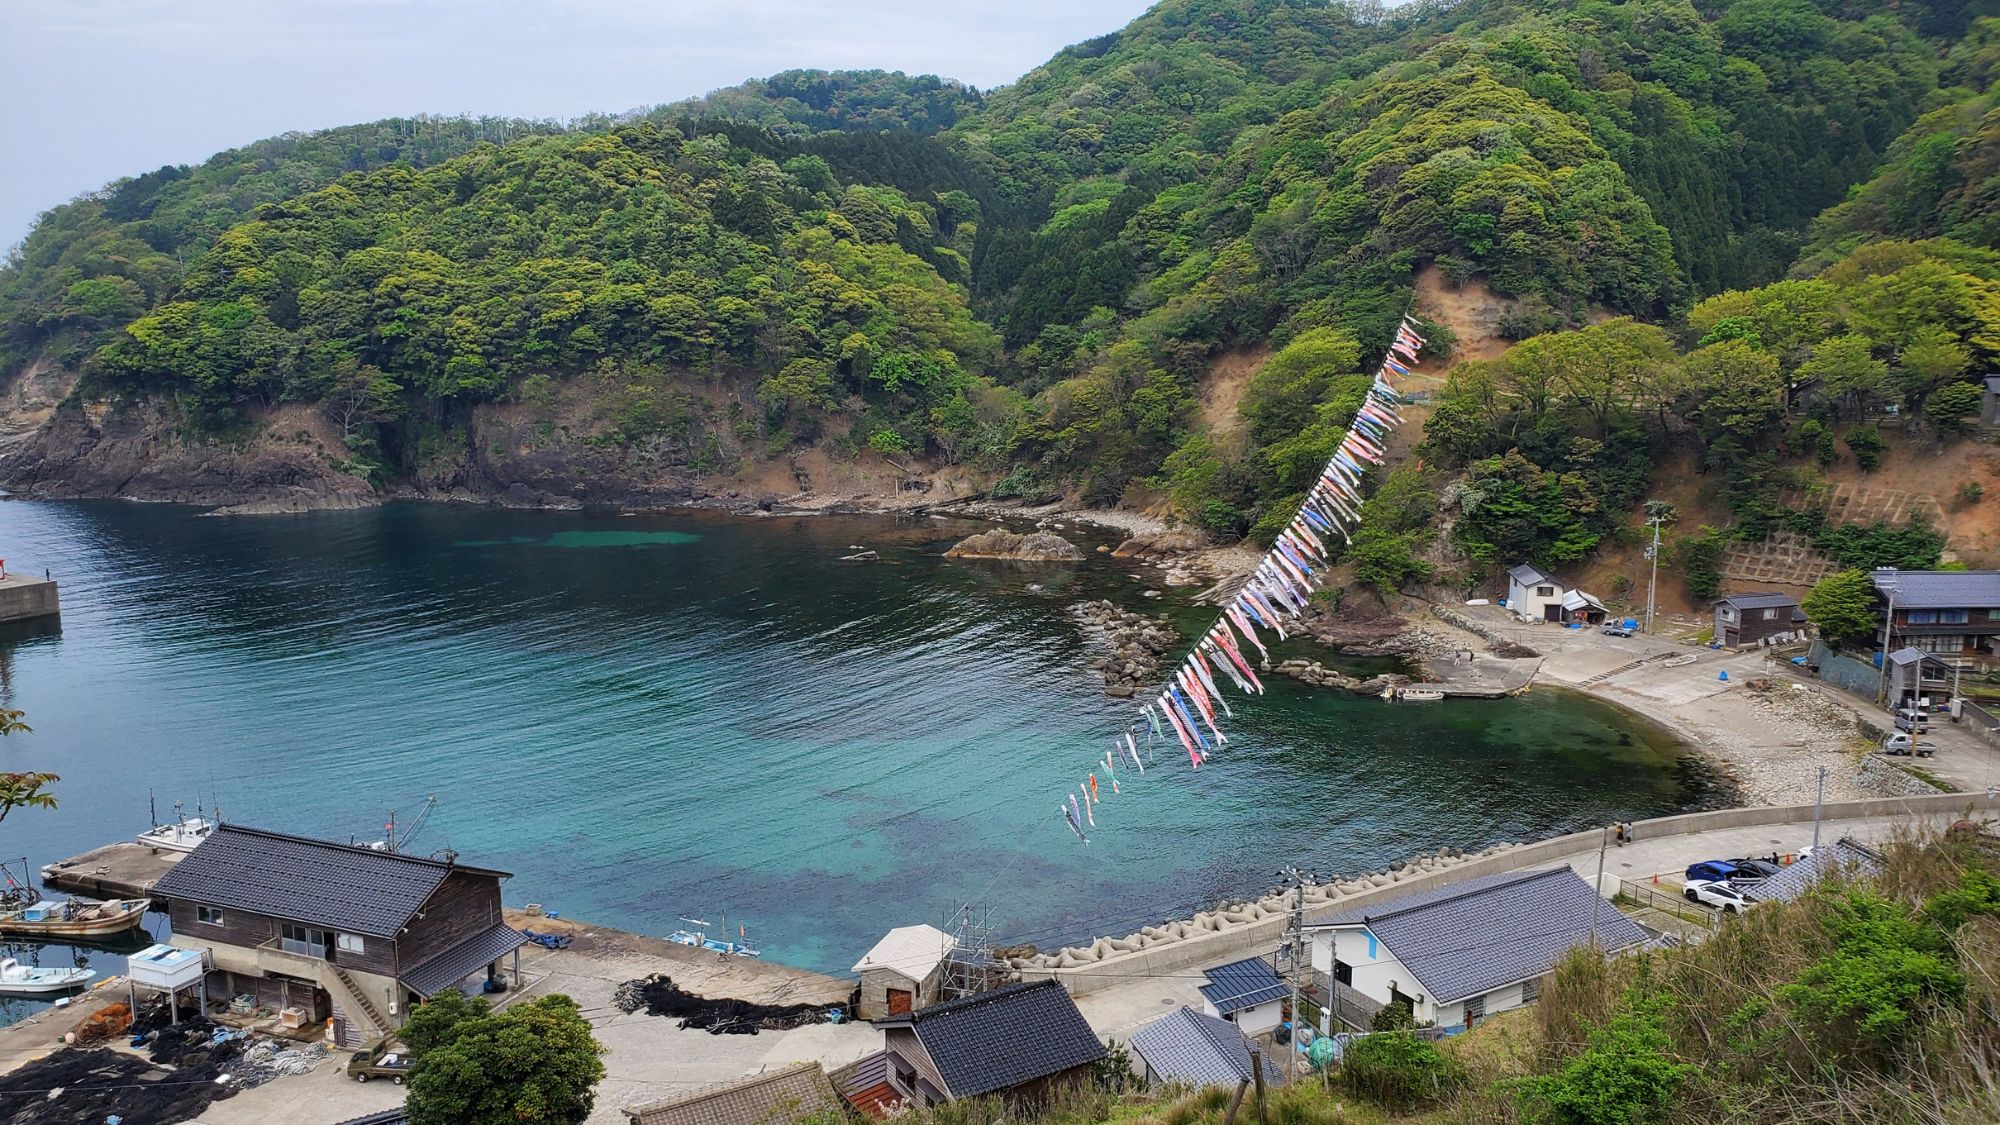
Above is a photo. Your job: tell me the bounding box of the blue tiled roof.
[1313,868,1649,1004]
[1871,569,2000,609]
[1755,838,1882,903]
[1129,1007,1276,1087]
[877,979,1104,1098]
[1197,956,1288,1013]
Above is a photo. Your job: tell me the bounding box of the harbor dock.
[0,573,58,625]
[41,842,183,899]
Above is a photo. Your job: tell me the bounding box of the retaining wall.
[1034,790,2000,996]
[0,579,58,625]
[1810,639,1883,702]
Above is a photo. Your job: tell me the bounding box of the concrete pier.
[0,574,59,625]
[41,842,184,900]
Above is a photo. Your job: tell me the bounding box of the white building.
[1306,868,1649,1033]
[1196,955,1287,1037]
[1505,564,1607,625]
[852,923,956,1021]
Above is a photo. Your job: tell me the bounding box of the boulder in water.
[943,529,1084,561]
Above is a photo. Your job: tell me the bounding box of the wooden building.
[1713,592,1806,648]
[866,980,1104,1109]
[152,823,527,1046]
[851,923,955,1020]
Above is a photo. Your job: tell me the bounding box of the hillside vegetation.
[5,0,2000,590]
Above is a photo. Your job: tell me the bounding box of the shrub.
[1343,1030,1463,1110]
[1844,424,1886,470]
[1517,1003,1693,1125]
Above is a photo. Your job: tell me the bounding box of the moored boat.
[0,957,95,995]
[0,897,152,939]
[668,914,761,957]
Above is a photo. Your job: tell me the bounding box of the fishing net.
[0,1047,237,1124]
[67,1003,132,1046]
[612,974,833,1034]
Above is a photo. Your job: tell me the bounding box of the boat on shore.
[135,798,218,853]
[1384,685,1446,702]
[668,915,761,957]
[0,957,95,995]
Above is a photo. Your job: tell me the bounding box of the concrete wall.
[1810,639,1884,701]
[0,578,58,625]
[1033,790,2000,996]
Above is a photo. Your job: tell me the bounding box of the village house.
[624,1061,843,1125]
[1128,1005,1280,1090]
[1197,956,1287,1037]
[1306,868,1649,1034]
[1713,592,1806,648]
[860,979,1105,1109]
[151,823,527,1046]
[1505,564,1607,625]
[851,923,956,1020]
[1871,568,2000,663]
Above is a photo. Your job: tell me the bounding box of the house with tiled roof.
[1197,956,1288,1037]
[1714,592,1806,648]
[1305,868,1649,1033]
[1129,1006,1279,1089]
[1754,837,1883,903]
[1505,564,1607,625]
[868,979,1104,1109]
[622,1061,842,1125]
[852,923,956,1020]
[153,823,525,1046]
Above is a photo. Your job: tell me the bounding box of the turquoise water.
[0,501,1717,975]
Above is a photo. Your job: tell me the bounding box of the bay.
[0,501,1716,978]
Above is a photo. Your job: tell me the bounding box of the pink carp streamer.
[1059,317,1427,843]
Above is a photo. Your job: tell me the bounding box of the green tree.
[1928,380,1983,434]
[406,994,604,1125]
[0,773,58,825]
[1802,569,1881,648]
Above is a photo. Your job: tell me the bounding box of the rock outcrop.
[1110,529,1205,559]
[943,529,1084,561]
[1070,599,1177,696]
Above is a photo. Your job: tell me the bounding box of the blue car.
[1686,860,1740,883]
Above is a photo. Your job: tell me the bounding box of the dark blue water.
[0,501,1712,975]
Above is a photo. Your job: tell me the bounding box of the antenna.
[939,902,1000,1002]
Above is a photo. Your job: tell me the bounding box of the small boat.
[136,797,218,853]
[0,897,152,939]
[0,957,95,995]
[1388,685,1446,702]
[668,915,761,958]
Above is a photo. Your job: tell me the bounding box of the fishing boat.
[1386,685,1446,702]
[135,797,218,852]
[0,958,95,995]
[667,915,761,958]
[0,896,152,939]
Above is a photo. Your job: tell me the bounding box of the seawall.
[1022,789,2000,995]
[0,575,58,624]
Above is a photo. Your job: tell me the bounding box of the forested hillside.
[6,0,2000,590]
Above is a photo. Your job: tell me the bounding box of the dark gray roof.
[624,1062,841,1125]
[1717,592,1799,610]
[334,1113,408,1125]
[878,979,1104,1098]
[1197,957,1288,1013]
[1872,569,2000,609]
[1311,868,1648,1004]
[152,824,509,938]
[1129,1007,1274,1087]
[402,922,529,997]
[1508,563,1552,587]
[1755,838,1883,903]
[1986,375,2000,393]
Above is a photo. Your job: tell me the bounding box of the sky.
[0,0,1158,247]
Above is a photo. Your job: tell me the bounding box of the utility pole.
[1276,865,1313,1056]
[1811,765,1828,851]
[1588,825,1609,944]
[1644,510,1666,634]
[1877,569,1899,706]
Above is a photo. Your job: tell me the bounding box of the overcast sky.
[0,0,1158,247]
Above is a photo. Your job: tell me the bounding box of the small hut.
[852,924,955,1020]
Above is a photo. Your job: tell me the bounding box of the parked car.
[1685,860,1740,884]
[1894,708,1931,733]
[1726,858,1783,884]
[1601,623,1635,637]
[1883,733,1937,757]
[346,1039,412,1084]
[1685,879,1758,913]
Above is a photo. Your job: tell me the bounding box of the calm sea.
[0,501,1715,988]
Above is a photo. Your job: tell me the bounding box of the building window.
[1941,610,1970,624]
[1987,609,2000,621]
[1536,585,1555,597]
[281,924,332,958]
[336,933,365,954]
[1908,610,1939,624]
[1523,977,1541,1004]
[1464,994,1486,1023]
[196,905,224,926]
[1762,608,1778,620]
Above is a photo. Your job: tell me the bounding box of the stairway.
[327,964,391,1037]
[1578,658,1647,687]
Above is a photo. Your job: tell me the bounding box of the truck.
[346,1038,413,1084]
[1883,732,1937,757]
